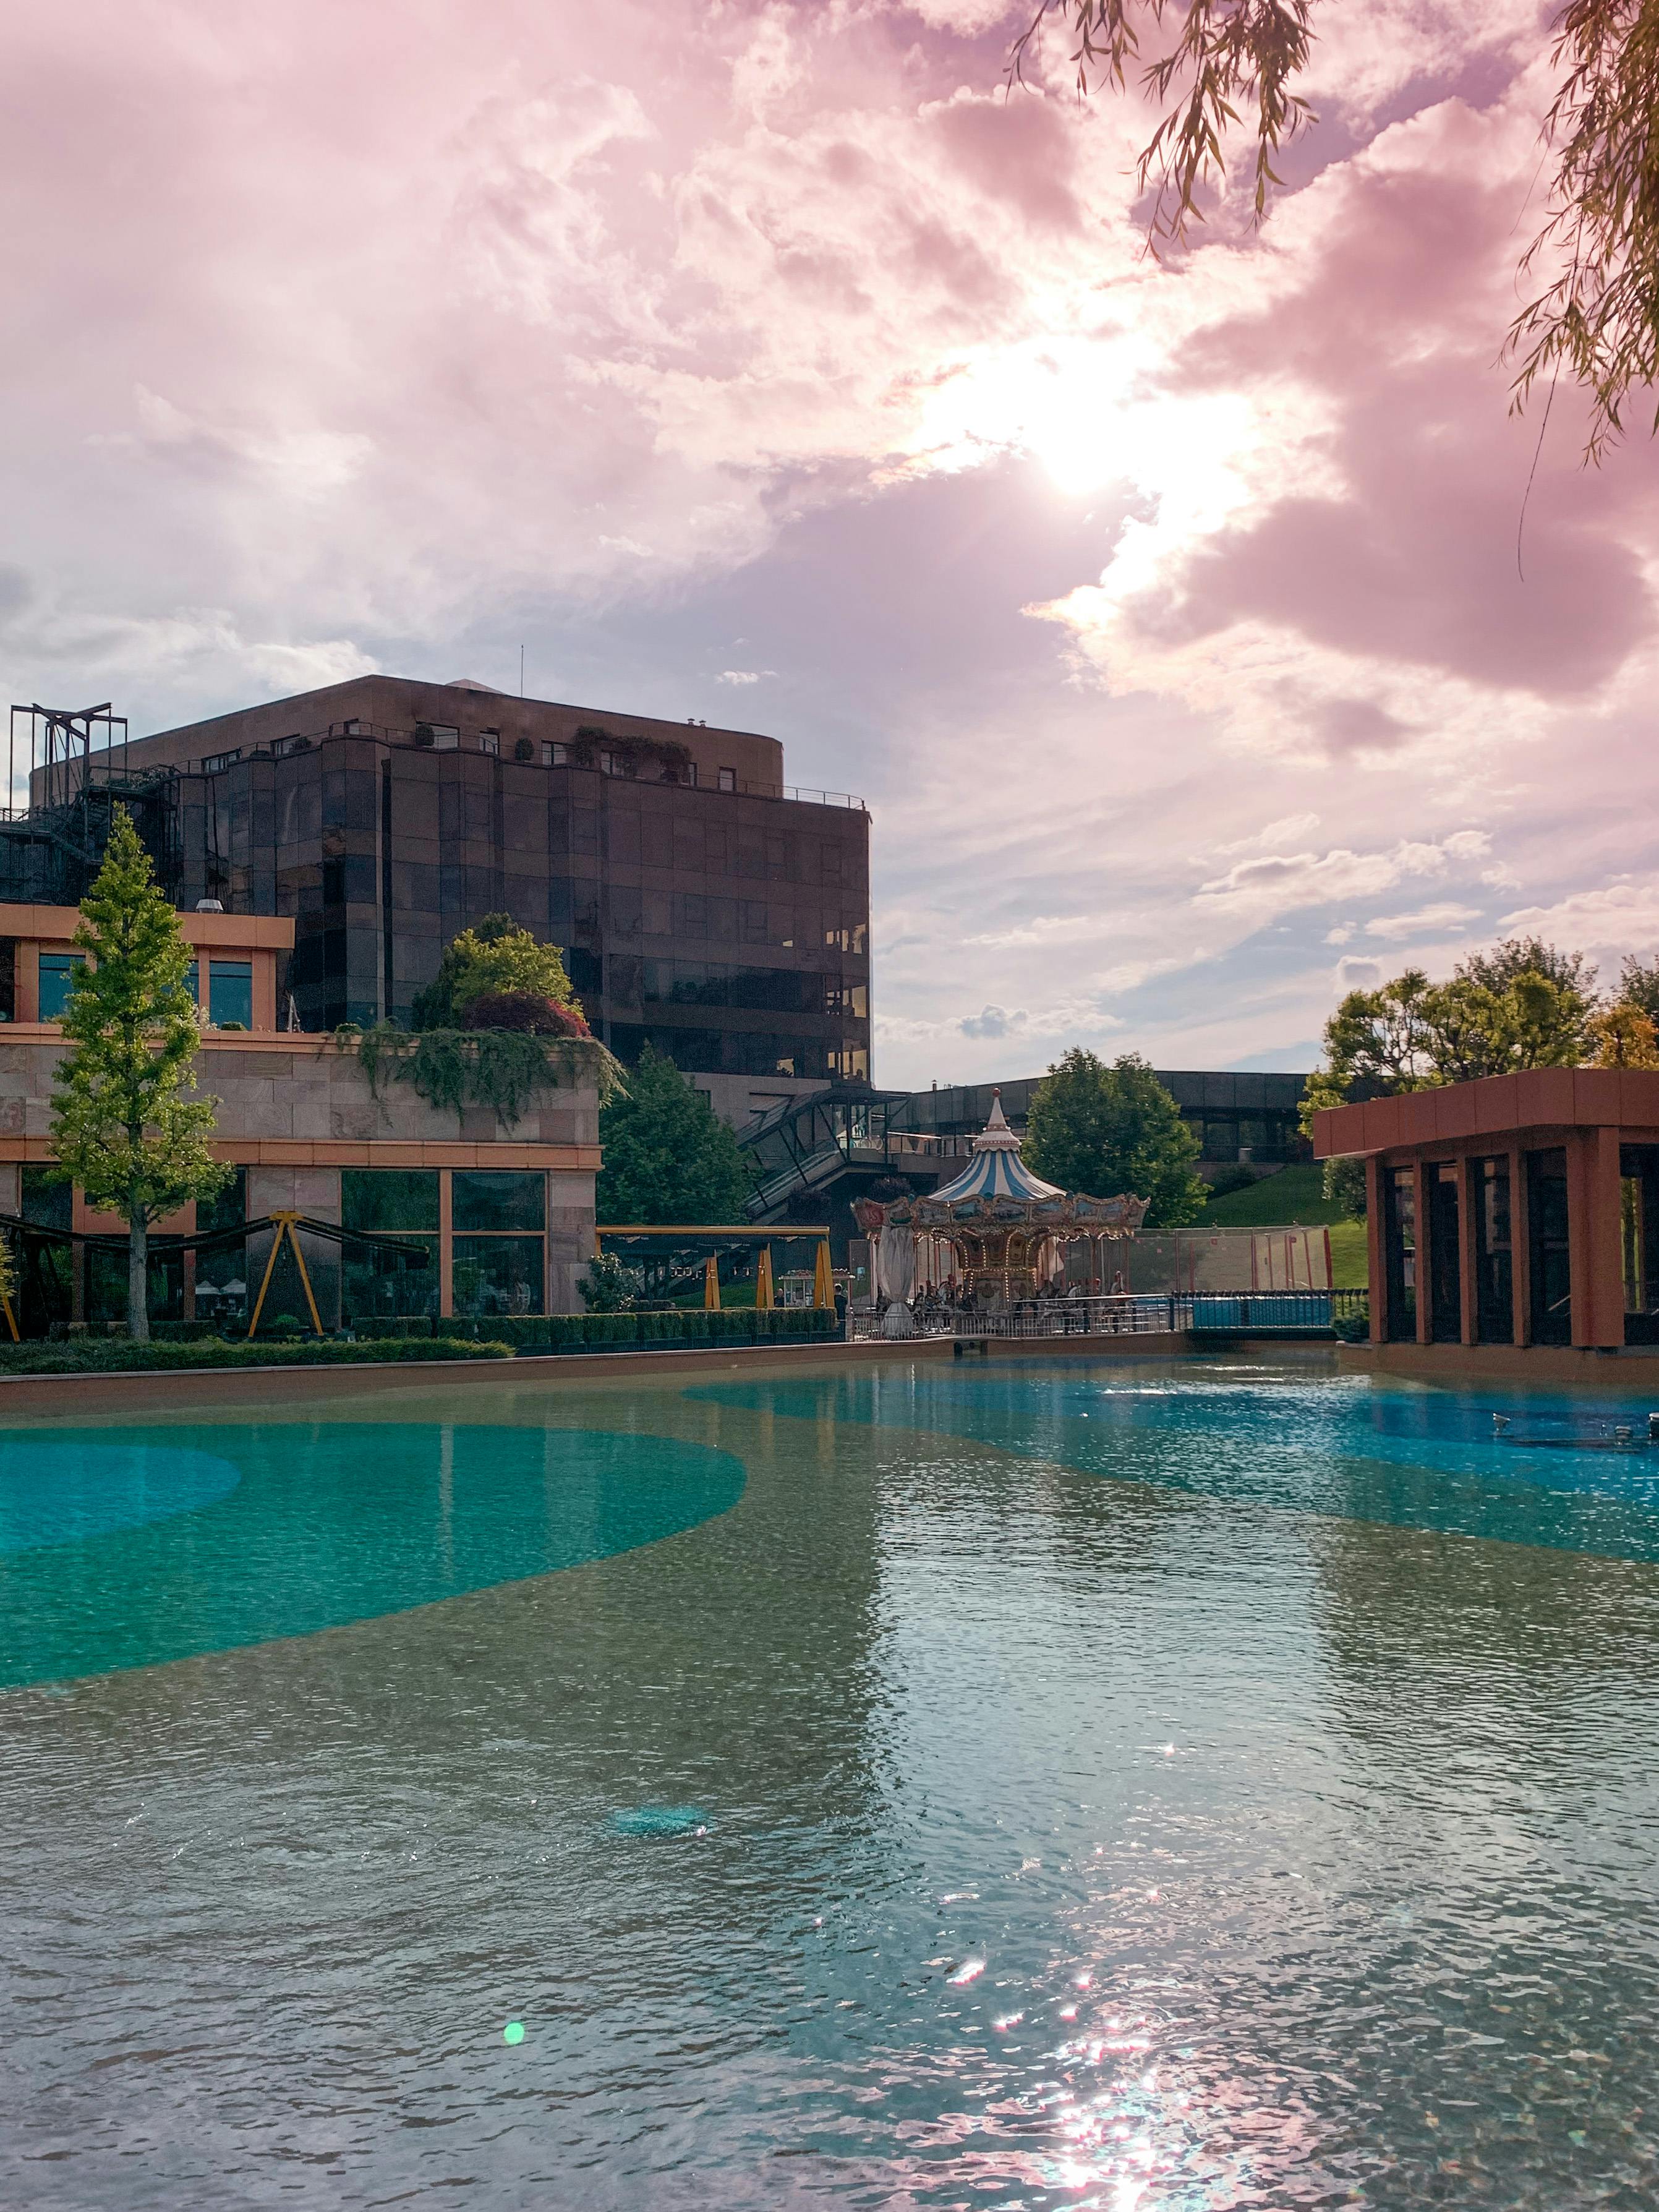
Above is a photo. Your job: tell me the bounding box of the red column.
[1457,1158,1478,1345]
[1577,1126,1624,1347]
[1365,1155,1386,1343]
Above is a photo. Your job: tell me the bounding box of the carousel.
[854,1092,1148,1320]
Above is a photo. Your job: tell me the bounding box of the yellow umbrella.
[755,1245,774,1310]
[813,1239,834,1309]
[703,1253,721,1310]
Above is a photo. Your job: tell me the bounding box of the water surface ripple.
[2,1357,1657,2210]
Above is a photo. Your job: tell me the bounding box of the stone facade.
[0,1030,602,1323]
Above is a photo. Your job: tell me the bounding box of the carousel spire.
[973,1088,1021,1152]
[929,1093,1064,1203]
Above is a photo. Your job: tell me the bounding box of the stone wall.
[0,1033,599,1151]
[0,1032,599,1315]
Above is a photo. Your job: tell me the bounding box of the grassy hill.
[1202,1163,1342,1225]
[1201,1164,1367,1289]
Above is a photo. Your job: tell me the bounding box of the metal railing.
[850,1289,1370,1343]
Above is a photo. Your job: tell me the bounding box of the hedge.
[441,1309,840,1352]
[0,1337,511,1377]
[10,1306,841,1372]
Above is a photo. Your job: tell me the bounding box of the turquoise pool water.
[3,1356,1658,2209]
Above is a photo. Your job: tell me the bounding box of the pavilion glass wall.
[1383,1166,1417,1341]
[1525,1148,1572,1345]
[1619,1143,1659,1345]
[1427,1162,1461,1343]
[1472,1156,1514,1344]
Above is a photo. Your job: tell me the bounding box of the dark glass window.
[1473,1156,1513,1343]
[453,1171,545,1232]
[342,1239,437,1322]
[451,1234,544,1318]
[718,767,736,792]
[198,1168,247,1238]
[20,1164,71,1231]
[208,960,253,1028]
[1427,1161,1462,1342]
[1384,1166,1417,1340]
[340,1171,439,1323]
[1619,1143,1659,1343]
[1526,1147,1572,1344]
[38,951,85,1020]
[190,1169,249,1326]
[342,1170,440,1232]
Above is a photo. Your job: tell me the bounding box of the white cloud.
[717,668,765,683]
[1364,901,1481,940]
[1334,956,1387,990]
[1196,831,1492,921]
[1499,880,1659,959]
[960,1003,1026,1038]
[1213,811,1322,856]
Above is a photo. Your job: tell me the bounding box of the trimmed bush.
[442,1307,839,1354]
[0,1337,511,1376]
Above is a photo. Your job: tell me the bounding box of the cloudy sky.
[4,0,1655,1085]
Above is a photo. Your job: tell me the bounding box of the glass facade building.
[87,679,872,1088]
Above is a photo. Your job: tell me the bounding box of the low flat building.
[1315,1067,1659,1373]
[899,1070,1311,1170]
[0,902,599,1334]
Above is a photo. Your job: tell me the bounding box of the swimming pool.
[2,1354,1657,2208]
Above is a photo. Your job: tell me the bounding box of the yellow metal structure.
[247,1213,325,1338]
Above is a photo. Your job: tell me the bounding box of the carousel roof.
[926,1091,1065,1205]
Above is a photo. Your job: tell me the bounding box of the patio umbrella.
[813,1239,834,1308]
[703,1254,720,1310]
[755,1245,774,1310]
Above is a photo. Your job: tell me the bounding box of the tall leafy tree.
[1616,951,1659,1026]
[1587,1001,1659,1066]
[596,1046,754,1224]
[1304,940,1599,1216]
[413,914,582,1030]
[48,809,228,1341]
[1455,935,1599,1001]
[1022,1049,1207,1227]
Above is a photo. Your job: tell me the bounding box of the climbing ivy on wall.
[336,1023,624,1130]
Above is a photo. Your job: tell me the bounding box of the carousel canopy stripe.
[926,1145,1064,1205]
[905,1190,1148,1231]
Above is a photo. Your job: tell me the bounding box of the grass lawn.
[1203,1163,1369,1289]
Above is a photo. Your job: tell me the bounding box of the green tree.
[1302,942,1598,1216]
[48,809,228,1342]
[1587,1000,1659,1066]
[596,1046,754,1224]
[1011,1,1659,460]
[1454,935,1598,1001]
[412,914,581,1030]
[1021,1049,1206,1226]
[1616,951,1659,1025]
